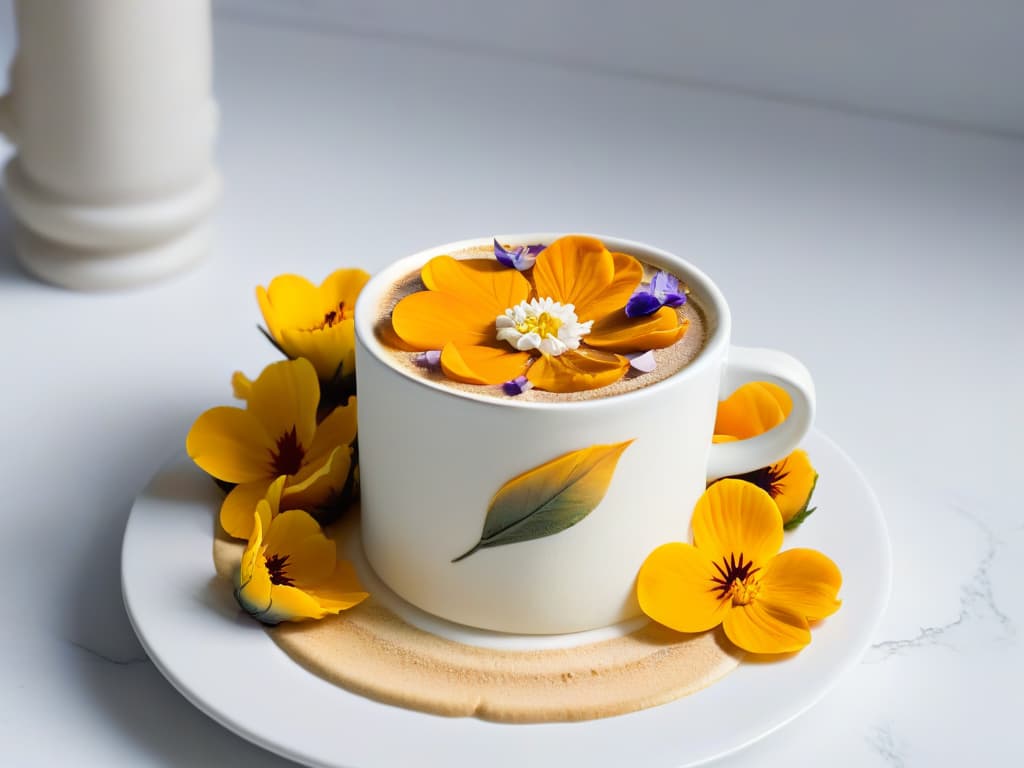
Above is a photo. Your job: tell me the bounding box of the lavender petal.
[662,291,687,308]
[502,374,533,396]
[494,239,522,268]
[511,250,537,271]
[627,350,657,373]
[649,271,680,301]
[625,292,662,318]
[414,349,443,370]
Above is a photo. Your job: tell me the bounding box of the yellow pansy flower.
[257,268,370,384]
[637,480,842,655]
[235,479,368,624]
[186,358,357,539]
[390,235,688,393]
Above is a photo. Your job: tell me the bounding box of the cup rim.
[354,232,732,410]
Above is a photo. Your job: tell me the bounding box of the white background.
[1,1,1022,766]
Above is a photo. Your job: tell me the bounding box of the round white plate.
[122,429,891,768]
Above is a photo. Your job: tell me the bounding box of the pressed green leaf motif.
[452,440,633,563]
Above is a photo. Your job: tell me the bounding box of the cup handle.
[706,346,816,481]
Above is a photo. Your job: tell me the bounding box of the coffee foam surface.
[375,244,707,403]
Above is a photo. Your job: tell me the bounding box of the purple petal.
[625,292,662,318]
[502,375,533,396]
[510,250,537,271]
[649,271,680,301]
[414,350,442,370]
[626,350,657,373]
[662,291,687,308]
[524,244,546,255]
[494,239,522,268]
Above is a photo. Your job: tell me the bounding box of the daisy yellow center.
[495,298,593,357]
[517,311,563,338]
[710,552,762,606]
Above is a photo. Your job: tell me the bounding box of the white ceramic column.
[0,0,221,290]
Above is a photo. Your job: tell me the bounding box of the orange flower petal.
[526,349,629,392]
[586,307,688,352]
[440,343,530,385]
[421,256,532,317]
[246,359,320,454]
[722,600,810,654]
[691,479,783,566]
[376,319,419,351]
[770,449,818,523]
[578,251,646,321]
[186,407,274,484]
[392,290,499,349]
[637,542,730,633]
[532,236,616,317]
[714,382,793,439]
[759,548,842,621]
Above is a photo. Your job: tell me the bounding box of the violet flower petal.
[649,271,680,300]
[525,244,546,255]
[502,375,533,396]
[625,291,662,318]
[494,239,537,271]
[626,350,657,373]
[662,291,687,308]
[414,350,442,370]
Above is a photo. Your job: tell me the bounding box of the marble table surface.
[1,6,1021,767]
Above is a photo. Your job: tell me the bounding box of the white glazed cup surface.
[354,234,814,634]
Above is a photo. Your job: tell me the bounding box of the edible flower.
[494,239,543,271]
[256,268,370,386]
[186,358,358,539]
[501,374,533,396]
[235,479,369,624]
[625,270,687,318]
[390,235,689,392]
[713,382,817,528]
[413,350,442,370]
[637,479,842,654]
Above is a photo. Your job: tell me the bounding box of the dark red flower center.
[313,302,350,331]
[709,552,761,602]
[271,426,305,476]
[724,460,789,499]
[264,553,294,586]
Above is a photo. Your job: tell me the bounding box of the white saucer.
[122,428,891,767]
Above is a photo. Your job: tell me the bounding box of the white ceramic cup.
[354,234,814,634]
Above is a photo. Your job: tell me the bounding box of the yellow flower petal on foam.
[715,381,793,439]
[637,542,730,633]
[722,600,811,654]
[532,235,616,320]
[586,307,688,352]
[759,548,842,621]
[186,407,274,484]
[692,479,784,566]
[392,289,499,349]
[421,256,531,313]
[440,342,531,385]
[526,348,630,392]
[246,358,320,452]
